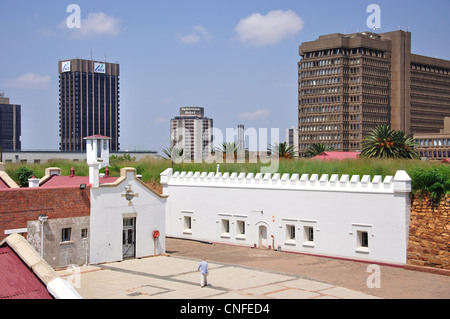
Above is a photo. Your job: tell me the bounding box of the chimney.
[28,176,40,188]
[69,167,75,178]
[84,135,111,188]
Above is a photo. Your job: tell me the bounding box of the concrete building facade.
[170,107,213,161]
[0,94,21,152]
[298,30,450,156]
[415,117,450,160]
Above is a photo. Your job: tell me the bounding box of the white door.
[259,225,268,248]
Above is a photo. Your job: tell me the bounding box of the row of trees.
[163,125,420,160]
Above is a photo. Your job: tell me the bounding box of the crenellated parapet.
[160,168,411,194]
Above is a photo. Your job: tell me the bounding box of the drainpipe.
[38,215,48,258]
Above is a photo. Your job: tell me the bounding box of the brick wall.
[408,194,450,271]
[0,187,90,242]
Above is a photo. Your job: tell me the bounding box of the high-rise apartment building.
[286,126,299,157]
[170,107,213,161]
[58,58,120,151]
[298,30,450,156]
[0,94,21,151]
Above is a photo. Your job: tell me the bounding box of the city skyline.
[0,0,449,153]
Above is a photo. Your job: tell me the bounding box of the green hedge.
[5,158,449,198]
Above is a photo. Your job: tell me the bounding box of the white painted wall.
[161,169,411,265]
[90,168,167,264]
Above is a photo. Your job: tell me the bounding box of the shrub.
[411,168,450,202]
[16,166,35,187]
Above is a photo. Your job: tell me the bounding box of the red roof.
[0,178,10,189]
[312,151,360,161]
[40,175,118,188]
[0,245,53,299]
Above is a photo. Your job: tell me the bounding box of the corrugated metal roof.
[39,175,119,188]
[0,246,53,299]
[0,178,10,189]
[312,151,361,161]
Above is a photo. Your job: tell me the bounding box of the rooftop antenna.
[90,50,93,61]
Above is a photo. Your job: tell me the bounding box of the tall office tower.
[58,58,120,151]
[170,107,213,161]
[237,124,245,151]
[298,30,450,156]
[0,93,21,151]
[286,126,299,157]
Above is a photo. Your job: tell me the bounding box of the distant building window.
[61,228,72,243]
[81,228,88,239]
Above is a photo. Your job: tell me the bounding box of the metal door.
[123,218,136,259]
[259,225,268,248]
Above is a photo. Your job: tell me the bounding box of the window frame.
[61,227,72,243]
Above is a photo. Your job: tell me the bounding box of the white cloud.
[239,109,270,120]
[234,9,304,46]
[5,73,51,89]
[178,25,212,44]
[61,12,122,38]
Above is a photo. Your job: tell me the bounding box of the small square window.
[61,228,72,243]
[287,225,296,240]
[304,226,314,242]
[222,219,230,234]
[237,221,245,236]
[184,216,192,231]
[358,231,369,248]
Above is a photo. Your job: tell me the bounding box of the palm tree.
[267,142,295,159]
[218,142,239,160]
[162,146,184,159]
[305,143,335,158]
[360,125,420,159]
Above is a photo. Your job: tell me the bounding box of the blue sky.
[1,0,449,153]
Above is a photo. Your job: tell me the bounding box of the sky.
[0,0,449,154]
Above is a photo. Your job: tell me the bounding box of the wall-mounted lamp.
[122,185,139,206]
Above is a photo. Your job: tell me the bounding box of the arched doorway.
[255,222,270,249]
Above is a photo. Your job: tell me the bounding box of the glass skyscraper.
[0,94,21,151]
[58,58,120,151]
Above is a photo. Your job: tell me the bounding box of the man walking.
[198,257,209,287]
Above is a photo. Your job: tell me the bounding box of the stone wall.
[408,194,450,270]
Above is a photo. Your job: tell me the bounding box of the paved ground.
[57,238,450,299]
